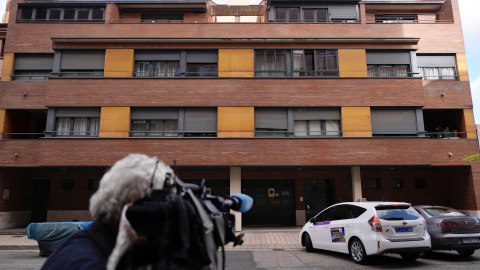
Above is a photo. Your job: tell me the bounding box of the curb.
[0,245,39,250]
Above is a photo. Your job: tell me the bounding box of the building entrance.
[242,179,295,226]
[304,179,335,221]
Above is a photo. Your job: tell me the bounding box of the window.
[376,206,421,220]
[370,107,419,136]
[130,108,179,137]
[54,108,100,137]
[333,205,352,220]
[255,108,288,137]
[367,65,409,77]
[141,14,184,22]
[187,64,217,77]
[392,178,403,189]
[375,14,418,23]
[351,205,367,218]
[414,178,427,189]
[17,6,105,22]
[59,50,105,77]
[186,50,218,77]
[366,51,412,77]
[293,107,341,136]
[292,49,338,77]
[417,55,457,80]
[183,108,217,137]
[62,179,75,190]
[369,178,381,189]
[135,62,180,77]
[13,54,53,81]
[255,50,286,77]
[315,206,335,222]
[271,5,358,22]
[88,179,100,190]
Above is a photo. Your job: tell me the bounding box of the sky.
[0,0,479,122]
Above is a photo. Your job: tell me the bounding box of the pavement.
[0,226,304,251]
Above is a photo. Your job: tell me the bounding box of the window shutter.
[293,108,340,120]
[367,51,411,65]
[134,50,181,61]
[14,54,54,70]
[186,50,218,63]
[255,108,288,129]
[371,108,417,134]
[417,55,456,67]
[184,108,217,132]
[131,108,179,120]
[56,108,101,117]
[329,5,358,20]
[60,50,105,70]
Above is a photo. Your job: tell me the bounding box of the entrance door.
[242,179,295,226]
[30,179,51,223]
[304,179,334,222]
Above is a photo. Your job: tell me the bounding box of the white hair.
[89,154,174,223]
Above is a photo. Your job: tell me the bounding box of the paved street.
[1,249,480,269]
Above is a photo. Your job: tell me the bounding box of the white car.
[300,202,431,264]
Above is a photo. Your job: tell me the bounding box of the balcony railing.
[110,19,204,24]
[367,19,454,24]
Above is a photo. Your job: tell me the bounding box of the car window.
[333,205,352,220]
[375,206,421,221]
[316,206,335,222]
[351,205,367,218]
[424,208,465,217]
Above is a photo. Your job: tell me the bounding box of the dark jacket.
[41,220,115,270]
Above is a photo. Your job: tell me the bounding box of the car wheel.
[400,252,420,261]
[457,250,475,257]
[304,233,313,253]
[349,238,369,265]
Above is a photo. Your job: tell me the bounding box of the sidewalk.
[0,227,304,251]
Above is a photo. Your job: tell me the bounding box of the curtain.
[309,121,322,136]
[326,121,340,136]
[56,117,71,136]
[256,50,285,77]
[379,65,393,77]
[165,120,178,137]
[131,120,147,136]
[135,62,149,77]
[149,120,164,136]
[294,121,308,137]
[441,67,456,80]
[73,117,88,136]
[420,67,439,80]
[396,65,409,77]
[89,118,100,136]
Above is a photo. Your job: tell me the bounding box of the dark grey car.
[413,205,480,256]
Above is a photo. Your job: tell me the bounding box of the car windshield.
[424,208,466,217]
[376,206,421,221]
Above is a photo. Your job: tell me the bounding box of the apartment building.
[0,0,478,230]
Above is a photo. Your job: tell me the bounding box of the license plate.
[462,238,480,244]
[395,227,413,233]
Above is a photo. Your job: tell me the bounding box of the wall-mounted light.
[441,92,445,97]
[22,92,27,97]
[13,153,19,157]
[448,152,453,157]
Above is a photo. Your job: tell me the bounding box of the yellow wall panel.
[218,49,254,77]
[341,107,372,137]
[0,109,5,139]
[104,49,134,77]
[338,49,368,77]
[99,107,131,137]
[1,53,14,81]
[462,109,477,139]
[218,107,254,137]
[456,53,469,81]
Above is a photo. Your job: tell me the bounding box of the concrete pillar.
[352,166,362,201]
[230,167,242,231]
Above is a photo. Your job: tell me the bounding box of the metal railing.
[367,19,454,24]
[110,19,204,24]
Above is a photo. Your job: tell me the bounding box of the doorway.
[304,179,335,221]
[30,179,51,223]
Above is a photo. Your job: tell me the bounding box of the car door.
[327,204,354,253]
[309,206,335,250]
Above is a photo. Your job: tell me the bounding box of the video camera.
[116,172,253,270]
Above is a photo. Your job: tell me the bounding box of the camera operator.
[42,154,175,270]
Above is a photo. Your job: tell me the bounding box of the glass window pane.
[396,65,409,77]
[135,62,149,77]
[92,8,104,20]
[316,50,326,71]
[327,50,338,70]
[293,50,304,77]
[276,8,286,22]
[367,65,378,77]
[56,117,71,136]
[149,120,164,136]
[20,7,33,20]
[317,9,328,22]
[49,8,62,21]
[132,120,147,136]
[35,8,48,20]
[289,8,299,22]
[294,120,308,137]
[304,9,314,22]
[166,62,180,77]
[89,118,99,136]
[165,120,178,137]
[73,117,88,136]
[309,121,322,136]
[64,8,75,20]
[326,120,340,136]
[379,65,393,77]
[305,50,314,76]
[77,9,89,20]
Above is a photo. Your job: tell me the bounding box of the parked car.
[413,205,480,256]
[300,202,431,264]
